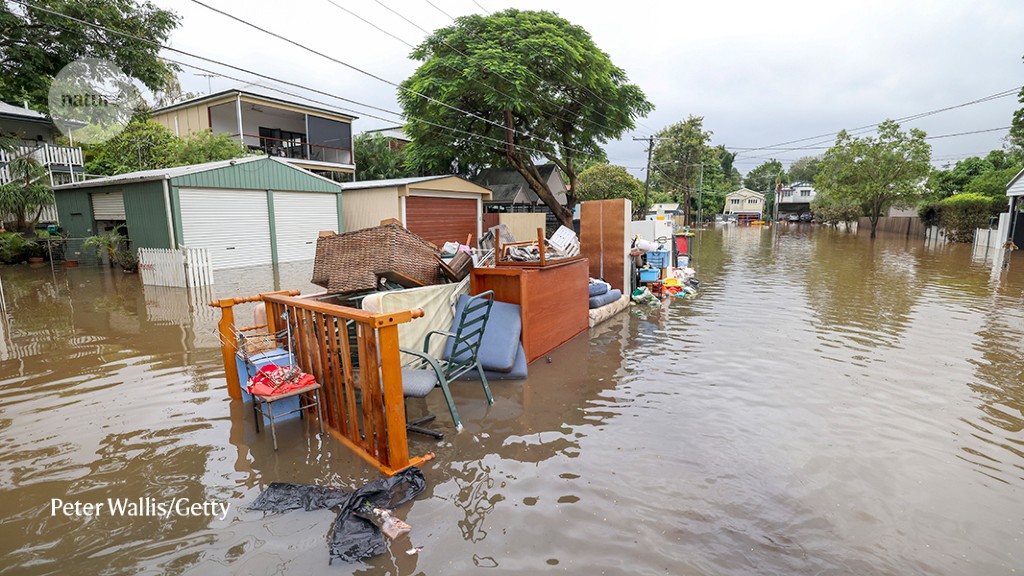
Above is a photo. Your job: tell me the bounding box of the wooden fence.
[138,247,214,287]
[856,216,926,237]
[210,291,430,476]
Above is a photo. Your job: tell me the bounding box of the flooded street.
[2,226,1024,575]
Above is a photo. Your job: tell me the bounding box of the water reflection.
[1,233,1024,575]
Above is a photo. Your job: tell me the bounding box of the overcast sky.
[155,0,1024,177]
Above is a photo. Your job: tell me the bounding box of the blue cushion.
[589,289,622,309]
[444,295,522,373]
[588,282,609,297]
[459,343,528,381]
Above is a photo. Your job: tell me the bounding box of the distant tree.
[817,120,931,238]
[0,157,52,231]
[811,191,860,230]
[354,133,419,181]
[743,159,787,193]
[576,164,644,215]
[787,155,822,183]
[0,0,180,112]
[400,9,653,227]
[650,116,715,223]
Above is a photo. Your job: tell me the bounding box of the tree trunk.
[502,110,572,228]
[870,216,878,239]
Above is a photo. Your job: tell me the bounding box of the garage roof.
[54,156,341,191]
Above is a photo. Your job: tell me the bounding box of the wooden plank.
[339,319,359,439]
[377,324,410,470]
[356,325,379,455]
[313,312,334,428]
[215,301,241,399]
[362,327,388,461]
[325,315,346,433]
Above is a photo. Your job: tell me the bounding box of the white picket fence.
[138,247,215,288]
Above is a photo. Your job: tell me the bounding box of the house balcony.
[208,100,354,174]
[0,143,85,186]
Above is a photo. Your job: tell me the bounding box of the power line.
[187,0,585,156]
[14,0,588,163]
[733,86,1021,157]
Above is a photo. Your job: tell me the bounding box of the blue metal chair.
[400,290,495,437]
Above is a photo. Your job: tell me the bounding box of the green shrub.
[0,232,36,264]
[917,201,941,227]
[937,193,1001,243]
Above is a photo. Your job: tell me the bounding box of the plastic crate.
[645,250,670,268]
[638,268,660,282]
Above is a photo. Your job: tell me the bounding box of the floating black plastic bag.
[249,482,348,512]
[248,467,426,564]
[329,467,426,564]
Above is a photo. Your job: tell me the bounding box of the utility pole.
[633,135,666,216]
[696,162,704,227]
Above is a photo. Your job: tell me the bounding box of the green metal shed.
[54,156,344,269]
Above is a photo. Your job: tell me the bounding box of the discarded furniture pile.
[210,198,696,477]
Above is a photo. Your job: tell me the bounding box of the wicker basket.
[312,223,443,294]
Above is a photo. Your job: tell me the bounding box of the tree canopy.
[787,155,822,183]
[576,164,644,214]
[650,116,715,223]
[399,9,652,227]
[0,0,180,112]
[353,133,420,181]
[84,117,249,175]
[743,159,787,193]
[1011,54,1024,152]
[816,120,931,238]
[926,149,1022,200]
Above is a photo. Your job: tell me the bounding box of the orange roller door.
[405,196,478,247]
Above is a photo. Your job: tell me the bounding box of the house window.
[730,198,741,205]
[259,127,306,159]
[748,198,758,204]
[800,190,811,197]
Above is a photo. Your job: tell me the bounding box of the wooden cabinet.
[471,259,589,364]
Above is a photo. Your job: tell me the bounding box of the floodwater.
[2,225,1023,575]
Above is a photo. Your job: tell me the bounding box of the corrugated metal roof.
[340,175,452,190]
[473,165,560,204]
[151,87,357,121]
[0,101,50,122]
[53,156,266,189]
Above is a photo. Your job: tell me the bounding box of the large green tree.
[817,120,932,238]
[399,9,653,227]
[84,117,248,175]
[576,164,644,215]
[354,133,420,181]
[0,0,180,112]
[650,116,716,224]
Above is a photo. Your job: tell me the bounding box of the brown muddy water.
[2,226,1023,575]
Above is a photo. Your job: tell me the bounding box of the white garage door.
[273,192,339,262]
[91,190,125,219]
[179,188,272,270]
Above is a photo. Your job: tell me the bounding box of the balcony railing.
[239,133,352,166]
[0,143,85,186]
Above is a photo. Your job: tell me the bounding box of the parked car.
[787,213,800,222]
[800,212,813,222]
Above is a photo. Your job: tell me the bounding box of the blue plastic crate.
[639,268,660,282]
[235,349,301,421]
[645,250,670,268]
